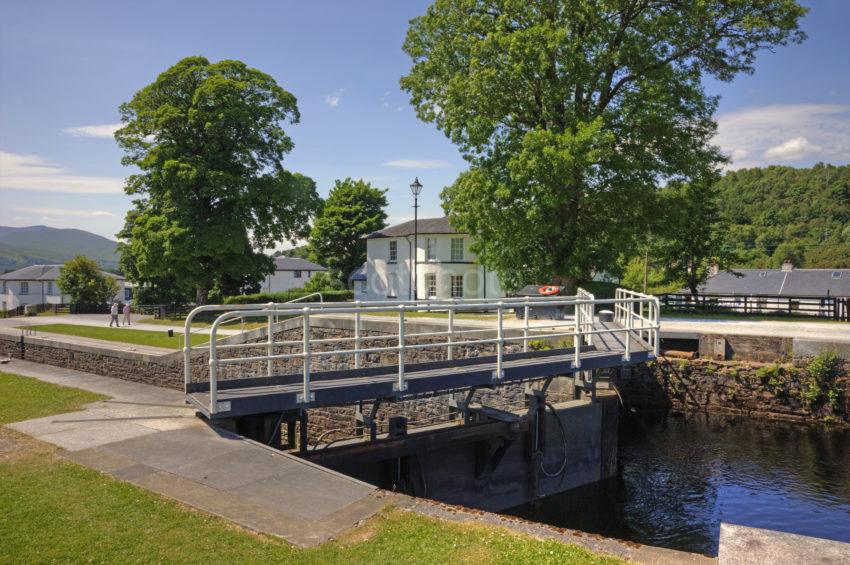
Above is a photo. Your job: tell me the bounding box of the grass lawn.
[662,311,849,324]
[138,316,269,330]
[19,324,209,349]
[0,372,622,564]
[0,371,108,424]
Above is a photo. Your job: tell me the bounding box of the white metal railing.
[187,289,660,415]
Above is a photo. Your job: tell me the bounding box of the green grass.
[662,311,849,324]
[19,324,209,349]
[0,444,621,564]
[0,371,108,424]
[138,316,268,330]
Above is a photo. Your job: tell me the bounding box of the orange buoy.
[538,285,559,296]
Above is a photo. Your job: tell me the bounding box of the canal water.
[507,412,850,556]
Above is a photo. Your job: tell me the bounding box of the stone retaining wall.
[614,355,850,426]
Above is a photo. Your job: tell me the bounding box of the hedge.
[223,289,353,305]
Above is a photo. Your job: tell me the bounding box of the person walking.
[122,302,131,326]
[109,302,119,327]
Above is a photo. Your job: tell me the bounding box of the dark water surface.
[507,413,850,556]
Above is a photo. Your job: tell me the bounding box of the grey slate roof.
[365,216,459,239]
[349,262,367,282]
[273,256,327,271]
[0,264,124,281]
[697,269,850,297]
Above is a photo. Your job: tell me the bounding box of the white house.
[261,256,328,293]
[0,264,128,311]
[363,217,504,301]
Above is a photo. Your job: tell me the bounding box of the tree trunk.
[195,285,208,305]
[556,275,578,295]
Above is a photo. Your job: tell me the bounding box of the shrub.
[807,350,840,384]
[303,272,345,293]
[224,288,353,305]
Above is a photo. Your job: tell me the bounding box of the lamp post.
[410,177,423,300]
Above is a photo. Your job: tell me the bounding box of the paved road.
[660,316,850,342]
[4,359,384,546]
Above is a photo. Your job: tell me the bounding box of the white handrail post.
[208,319,220,415]
[523,296,530,353]
[354,300,361,369]
[624,299,632,362]
[300,307,313,404]
[494,302,504,380]
[654,297,661,357]
[447,307,454,361]
[266,302,274,377]
[396,305,407,392]
[574,298,582,369]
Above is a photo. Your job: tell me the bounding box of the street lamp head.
[409,177,423,197]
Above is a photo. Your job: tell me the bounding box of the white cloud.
[714,104,850,168]
[0,150,124,194]
[16,206,117,218]
[324,88,345,107]
[63,123,123,138]
[764,136,823,160]
[382,159,452,170]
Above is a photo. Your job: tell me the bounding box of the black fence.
[136,304,193,319]
[658,293,850,321]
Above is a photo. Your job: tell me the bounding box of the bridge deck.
[187,320,653,420]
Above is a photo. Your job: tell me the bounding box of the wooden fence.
[658,293,850,321]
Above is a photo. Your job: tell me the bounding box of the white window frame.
[47,281,53,294]
[425,273,437,298]
[20,281,29,295]
[388,240,398,263]
[426,238,437,261]
[451,238,464,261]
[450,275,463,298]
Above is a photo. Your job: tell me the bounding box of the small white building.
[363,217,504,301]
[261,256,327,293]
[0,264,128,311]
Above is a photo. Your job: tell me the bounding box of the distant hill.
[717,164,850,268]
[0,226,119,272]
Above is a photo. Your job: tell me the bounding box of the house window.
[450,238,464,261]
[388,240,397,263]
[124,288,132,301]
[426,273,437,298]
[832,271,842,279]
[426,238,437,261]
[305,271,311,278]
[294,270,302,279]
[450,275,463,298]
[20,282,29,295]
[47,281,53,294]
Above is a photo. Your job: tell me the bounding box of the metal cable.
[539,402,568,478]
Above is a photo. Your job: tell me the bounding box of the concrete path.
[719,523,850,564]
[3,359,386,546]
[1,313,243,336]
[661,316,850,342]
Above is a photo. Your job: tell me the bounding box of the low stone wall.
[615,355,850,426]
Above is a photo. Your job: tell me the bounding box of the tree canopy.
[307,178,388,283]
[115,56,321,303]
[56,256,120,306]
[401,0,806,291]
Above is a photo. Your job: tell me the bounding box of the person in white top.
[122,302,131,326]
[109,302,119,327]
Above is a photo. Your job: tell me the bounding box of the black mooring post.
[286,419,296,449]
[298,409,308,455]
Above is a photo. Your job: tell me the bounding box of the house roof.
[0,264,124,282]
[697,269,850,297]
[349,262,367,282]
[365,216,459,239]
[273,256,327,271]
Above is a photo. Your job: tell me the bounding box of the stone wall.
[614,355,850,426]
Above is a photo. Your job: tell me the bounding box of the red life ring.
[538,285,559,296]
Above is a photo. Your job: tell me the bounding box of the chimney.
[781,259,794,272]
[709,263,719,277]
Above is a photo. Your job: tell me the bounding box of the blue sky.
[1,0,848,242]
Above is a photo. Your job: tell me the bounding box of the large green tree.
[652,179,739,295]
[116,57,322,303]
[401,0,806,291]
[56,256,120,306]
[307,178,388,283]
